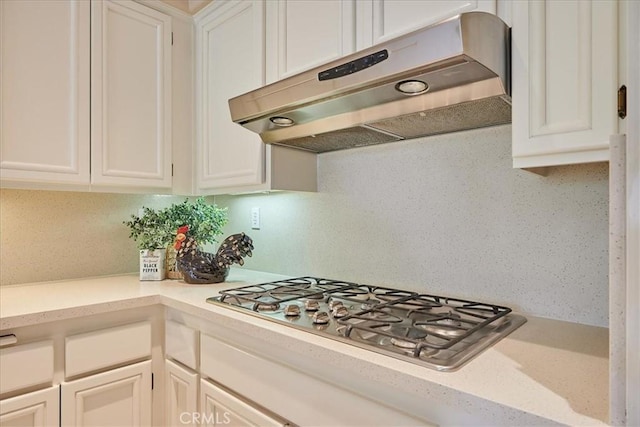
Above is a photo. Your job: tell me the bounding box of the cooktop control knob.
[304,300,320,311]
[332,306,349,318]
[328,300,343,310]
[312,311,330,324]
[284,304,301,316]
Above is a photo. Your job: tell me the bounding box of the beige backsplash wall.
[216,125,609,327]
[0,125,608,326]
[0,191,208,285]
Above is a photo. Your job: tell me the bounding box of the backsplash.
[216,125,609,327]
[0,126,608,326]
[0,191,206,286]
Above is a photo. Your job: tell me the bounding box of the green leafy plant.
[124,197,228,250]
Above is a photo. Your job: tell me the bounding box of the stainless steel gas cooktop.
[206,277,526,371]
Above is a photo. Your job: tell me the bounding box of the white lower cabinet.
[0,386,59,427]
[1,309,161,427]
[165,359,198,427]
[200,378,285,427]
[61,360,152,426]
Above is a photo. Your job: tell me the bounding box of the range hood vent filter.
[284,127,401,153]
[368,95,512,141]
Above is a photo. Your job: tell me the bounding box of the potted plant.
[124,197,228,280]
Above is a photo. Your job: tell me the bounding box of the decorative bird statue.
[174,225,254,284]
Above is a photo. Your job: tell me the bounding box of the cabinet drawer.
[66,321,151,378]
[165,320,198,370]
[0,340,54,394]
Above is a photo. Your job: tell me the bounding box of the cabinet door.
[0,386,59,427]
[61,360,152,426]
[196,0,266,190]
[165,359,198,427]
[266,0,356,81]
[512,0,618,168]
[358,0,496,48]
[200,378,285,427]
[0,0,90,185]
[91,0,172,188]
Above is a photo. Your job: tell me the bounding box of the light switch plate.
[251,207,260,229]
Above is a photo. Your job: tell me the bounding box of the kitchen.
[0,0,638,426]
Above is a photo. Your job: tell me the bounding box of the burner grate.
[218,277,357,311]
[338,294,512,351]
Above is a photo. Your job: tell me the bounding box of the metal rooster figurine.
[173,225,254,284]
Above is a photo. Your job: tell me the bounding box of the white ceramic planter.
[139,249,166,281]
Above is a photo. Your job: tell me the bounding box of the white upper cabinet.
[357,0,496,49]
[511,0,618,168]
[265,0,356,81]
[196,0,266,191]
[195,0,317,194]
[91,0,172,188]
[0,0,90,185]
[0,0,172,191]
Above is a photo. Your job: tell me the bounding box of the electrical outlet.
[251,207,260,229]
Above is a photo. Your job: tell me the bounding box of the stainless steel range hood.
[229,12,511,153]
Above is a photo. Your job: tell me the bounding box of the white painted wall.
[216,125,609,327]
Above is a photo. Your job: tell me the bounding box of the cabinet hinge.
[171,32,174,46]
[151,373,154,390]
[618,85,627,119]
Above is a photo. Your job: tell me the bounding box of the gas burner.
[389,337,417,349]
[417,323,466,338]
[393,295,443,312]
[388,325,428,344]
[328,286,372,302]
[255,302,279,312]
[346,309,404,324]
[372,288,417,302]
[206,277,527,371]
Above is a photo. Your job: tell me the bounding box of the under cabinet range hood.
[228,12,511,153]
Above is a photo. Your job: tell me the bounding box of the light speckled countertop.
[0,269,609,426]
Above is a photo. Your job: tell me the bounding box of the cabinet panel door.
[196,1,265,190]
[91,0,172,188]
[61,360,152,426]
[512,0,617,167]
[267,0,356,81]
[0,386,59,427]
[200,378,284,427]
[165,359,198,427]
[359,0,495,48]
[0,0,90,184]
